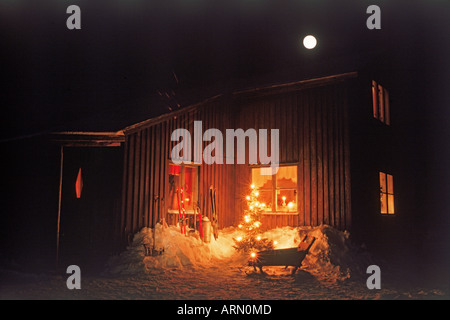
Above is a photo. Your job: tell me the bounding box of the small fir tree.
[233,185,274,253]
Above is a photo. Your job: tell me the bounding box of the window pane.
[379,172,386,193]
[277,189,297,212]
[252,168,273,212]
[258,190,273,212]
[384,88,390,125]
[387,174,394,194]
[388,194,395,214]
[183,166,198,211]
[276,166,297,188]
[380,192,387,214]
[252,168,273,190]
[378,84,385,122]
[252,166,298,214]
[168,164,181,211]
[276,166,297,212]
[372,81,379,119]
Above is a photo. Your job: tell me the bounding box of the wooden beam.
[51,131,124,147]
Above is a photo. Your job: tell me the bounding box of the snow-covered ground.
[0,225,448,300]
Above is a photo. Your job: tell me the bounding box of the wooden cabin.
[45,71,400,265]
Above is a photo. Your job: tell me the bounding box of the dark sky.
[0,0,449,140]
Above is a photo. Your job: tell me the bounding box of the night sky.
[0,1,447,134]
[1,1,449,239]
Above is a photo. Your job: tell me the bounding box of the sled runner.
[248,235,316,274]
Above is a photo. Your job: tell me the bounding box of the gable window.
[251,165,298,214]
[168,163,199,213]
[372,80,390,125]
[379,172,395,215]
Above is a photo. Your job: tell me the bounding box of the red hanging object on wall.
[75,168,83,199]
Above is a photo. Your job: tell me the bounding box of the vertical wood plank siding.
[119,80,352,244]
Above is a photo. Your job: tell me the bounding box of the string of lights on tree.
[233,184,276,256]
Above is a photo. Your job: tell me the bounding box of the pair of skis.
[176,187,203,238]
[209,186,219,241]
[176,187,188,235]
[176,186,218,240]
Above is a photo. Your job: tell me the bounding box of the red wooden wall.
[118,74,354,244]
[233,82,351,231]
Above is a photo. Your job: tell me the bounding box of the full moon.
[303,35,317,49]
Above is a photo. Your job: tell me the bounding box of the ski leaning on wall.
[210,186,219,240]
[177,187,187,235]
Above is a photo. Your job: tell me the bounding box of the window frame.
[167,162,200,214]
[372,80,390,125]
[250,163,299,215]
[379,171,395,215]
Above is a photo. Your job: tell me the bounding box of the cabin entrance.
[58,147,123,273]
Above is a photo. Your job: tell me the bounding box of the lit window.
[168,163,199,212]
[251,166,298,213]
[372,80,390,125]
[380,172,395,214]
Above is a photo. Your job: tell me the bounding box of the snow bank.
[104,224,242,275]
[300,225,374,283]
[105,224,374,283]
[247,225,374,283]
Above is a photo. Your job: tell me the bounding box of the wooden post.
[56,145,64,269]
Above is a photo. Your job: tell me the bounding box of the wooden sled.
[248,235,316,274]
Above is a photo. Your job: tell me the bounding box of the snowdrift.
[105,224,374,283]
[105,224,241,275]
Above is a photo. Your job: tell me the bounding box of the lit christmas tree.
[233,184,275,253]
